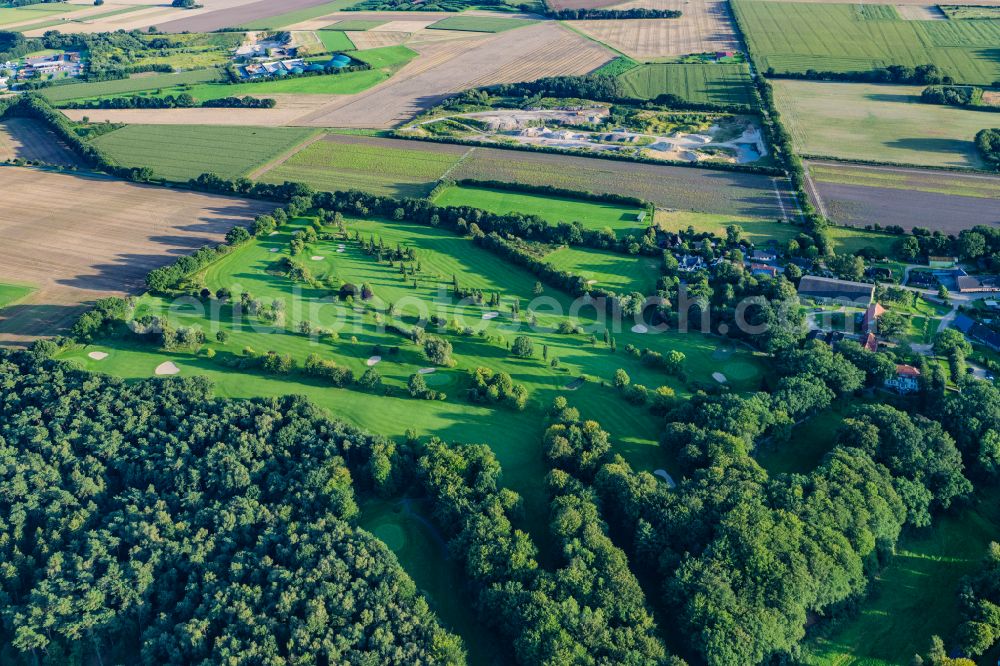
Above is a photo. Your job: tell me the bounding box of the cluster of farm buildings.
[0,52,82,91]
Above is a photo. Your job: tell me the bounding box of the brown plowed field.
[296,22,613,128]
[569,0,738,59]
[0,167,274,344]
[154,0,334,33]
[0,117,82,167]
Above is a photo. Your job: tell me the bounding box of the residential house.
[677,255,704,272]
[751,249,777,263]
[750,263,779,278]
[861,302,885,334]
[797,275,875,306]
[862,331,878,352]
[885,364,921,394]
[957,275,1000,294]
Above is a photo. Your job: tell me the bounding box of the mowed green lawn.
[617,63,757,107]
[773,79,991,168]
[0,283,34,310]
[260,135,469,197]
[90,125,319,182]
[426,15,536,32]
[317,29,356,51]
[732,0,1000,85]
[432,184,648,235]
[802,485,1000,665]
[543,246,660,294]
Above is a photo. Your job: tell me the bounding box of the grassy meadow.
[732,0,1000,85]
[42,69,225,103]
[772,79,991,168]
[426,16,536,32]
[317,29,356,51]
[617,63,757,107]
[432,184,649,235]
[90,125,319,182]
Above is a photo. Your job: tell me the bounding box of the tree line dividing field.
[732,0,1000,85]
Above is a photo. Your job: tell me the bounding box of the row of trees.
[766,63,951,85]
[62,94,276,109]
[0,349,462,664]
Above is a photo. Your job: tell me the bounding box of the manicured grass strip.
[617,63,756,107]
[322,19,387,30]
[426,15,536,33]
[43,68,224,103]
[543,245,660,294]
[181,69,386,98]
[90,125,319,182]
[0,283,34,310]
[238,0,359,29]
[317,29,356,52]
[432,184,647,236]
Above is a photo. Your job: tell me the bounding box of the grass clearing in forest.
[90,125,320,182]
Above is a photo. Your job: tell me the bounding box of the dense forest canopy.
[0,350,462,665]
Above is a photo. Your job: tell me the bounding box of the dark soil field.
[806,160,1000,233]
[0,117,82,167]
[154,0,334,33]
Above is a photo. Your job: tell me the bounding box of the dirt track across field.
[0,117,82,167]
[0,167,274,344]
[569,0,739,59]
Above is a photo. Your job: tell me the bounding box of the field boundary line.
[805,158,1000,183]
[801,166,828,219]
[438,145,477,182]
[246,128,325,180]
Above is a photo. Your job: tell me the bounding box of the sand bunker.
[268,231,278,236]
[366,355,382,366]
[310,256,324,261]
[565,377,585,390]
[418,367,437,374]
[87,351,108,360]
[269,248,279,253]
[631,324,648,333]
[155,361,180,376]
[482,311,499,320]
[586,279,597,285]
[712,372,727,383]
[336,248,345,253]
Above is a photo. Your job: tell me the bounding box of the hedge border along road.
[90,125,321,182]
[616,63,757,107]
[41,68,225,103]
[731,0,1000,86]
[256,133,792,218]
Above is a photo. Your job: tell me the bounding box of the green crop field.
[322,19,387,30]
[432,184,648,236]
[0,3,77,28]
[317,30,356,51]
[260,135,470,197]
[183,69,387,98]
[0,283,34,310]
[773,79,992,168]
[90,125,319,182]
[617,63,757,107]
[802,485,1000,665]
[426,15,536,32]
[42,68,225,103]
[732,0,1000,85]
[350,44,418,69]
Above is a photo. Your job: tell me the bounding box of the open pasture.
[0,117,82,167]
[806,161,1000,233]
[259,133,469,197]
[316,28,356,51]
[90,124,318,182]
[772,79,994,168]
[732,0,1000,85]
[431,184,648,236]
[0,167,273,343]
[617,63,756,106]
[568,0,739,59]
[426,15,535,32]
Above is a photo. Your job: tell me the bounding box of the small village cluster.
[0,51,82,91]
